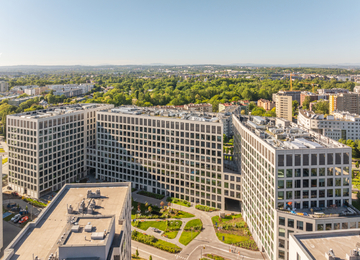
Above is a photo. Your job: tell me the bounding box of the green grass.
[173,211,194,219]
[195,205,219,212]
[166,197,191,207]
[2,157,8,164]
[179,230,200,246]
[204,254,228,260]
[211,214,243,224]
[4,213,15,222]
[132,230,181,253]
[163,231,178,239]
[215,233,248,243]
[184,219,203,230]
[132,221,167,231]
[23,198,47,208]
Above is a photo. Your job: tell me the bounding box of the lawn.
[132,200,194,219]
[195,205,219,212]
[132,220,182,239]
[179,219,203,246]
[211,214,258,251]
[4,213,15,222]
[166,197,191,207]
[132,230,182,253]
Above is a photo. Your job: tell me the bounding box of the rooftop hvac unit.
[91,232,105,240]
[325,249,336,260]
[85,222,93,232]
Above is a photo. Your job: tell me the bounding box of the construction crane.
[300,82,316,93]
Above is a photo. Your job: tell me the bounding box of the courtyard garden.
[179,218,203,246]
[132,219,182,239]
[132,230,181,253]
[132,200,194,219]
[211,214,258,251]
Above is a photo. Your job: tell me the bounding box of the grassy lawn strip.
[195,205,219,212]
[204,254,230,260]
[132,220,167,231]
[138,190,165,200]
[132,230,181,253]
[4,213,15,222]
[23,198,47,208]
[131,201,194,219]
[179,219,203,246]
[211,214,258,251]
[163,231,178,239]
[166,197,191,207]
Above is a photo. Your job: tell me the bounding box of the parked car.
[11,214,21,223]
[18,216,29,224]
[153,228,161,233]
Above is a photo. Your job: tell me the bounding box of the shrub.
[195,205,219,212]
[132,231,181,253]
[23,198,47,208]
[138,191,165,200]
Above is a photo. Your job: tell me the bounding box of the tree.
[356,161,359,168]
[135,249,139,257]
[251,107,266,116]
[313,100,329,115]
[302,96,311,109]
[148,206,152,213]
[149,256,152,260]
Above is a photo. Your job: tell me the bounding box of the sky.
[0,0,359,66]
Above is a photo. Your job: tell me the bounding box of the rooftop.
[104,105,224,123]
[239,115,348,150]
[10,103,113,119]
[4,183,130,260]
[292,229,360,260]
[300,109,360,122]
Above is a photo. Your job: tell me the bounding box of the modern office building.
[233,115,358,260]
[275,94,292,121]
[329,92,360,114]
[6,103,114,198]
[3,182,132,260]
[290,229,360,260]
[0,156,3,252]
[298,109,360,141]
[95,106,241,210]
[0,81,9,92]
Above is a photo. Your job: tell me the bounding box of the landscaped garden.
[132,200,194,219]
[132,220,182,239]
[179,219,203,246]
[23,197,47,208]
[132,230,182,253]
[195,205,219,212]
[137,190,165,200]
[166,197,191,207]
[201,254,229,260]
[211,214,258,251]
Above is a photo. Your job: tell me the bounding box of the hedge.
[131,230,181,253]
[195,205,219,212]
[138,191,165,200]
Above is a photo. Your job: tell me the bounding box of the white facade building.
[0,81,9,92]
[298,109,360,141]
[233,115,356,260]
[7,103,114,198]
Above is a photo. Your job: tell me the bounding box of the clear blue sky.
[0,0,359,66]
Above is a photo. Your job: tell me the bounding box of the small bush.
[195,205,219,212]
[23,198,47,208]
[132,230,181,253]
[138,191,165,200]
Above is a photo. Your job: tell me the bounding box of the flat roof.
[293,230,360,260]
[5,183,130,260]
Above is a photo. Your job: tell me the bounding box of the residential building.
[257,99,275,111]
[275,94,292,121]
[95,106,241,210]
[218,100,250,114]
[0,156,2,252]
[329,93,360,114]
[233,115,355,260]
[317,88,349,95]
[183,103,213,112]
[298,109,360,141]
[299,92,328,106]
[8,95,41,106]
[3,182,132,260]
[290,229,360,260]
[0,81,9,92]
[6,103,114,198]
[272,90,301,104]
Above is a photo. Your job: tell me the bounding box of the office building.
[290,229,360,260]
[298,109,360,141]
[3,182,132,260]
[233,115,357,260]
[257,99,275,111]
[0,81,9,92]
[183,103,213,112]
[329,93,360,114]
[272,90,301,104]
[8,96,41,106]
[275,94,292,121]
[317,88,349,95]
[0,156,2,252]
[95,106,241,210]
[6,103,114,198]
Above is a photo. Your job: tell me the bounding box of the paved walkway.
[131,192,264,260]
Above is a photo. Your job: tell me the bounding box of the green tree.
[302,96,311,109]
[149,256,152,260]
[313,100,329,115]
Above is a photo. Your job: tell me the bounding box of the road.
[131,192,263,260]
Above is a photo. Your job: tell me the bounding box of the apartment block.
[275,94,292,121]
[95,106,241,210]
[329,92,360,114]
[272,90,301,104]
[298,109,360,140]
[3,182,132,260]
[6,103,114,198]
[257,99,275,111]
[233,115,357,260]
[0,81,9,92]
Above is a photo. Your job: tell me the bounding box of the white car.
[11,214,21,222]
